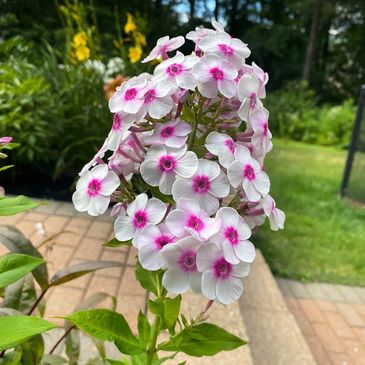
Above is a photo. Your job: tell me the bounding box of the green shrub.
[266,81,356,147]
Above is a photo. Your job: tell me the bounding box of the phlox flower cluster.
[73,21,285,305]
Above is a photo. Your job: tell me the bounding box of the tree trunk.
[302,0,323,81]
[189,0,196,24]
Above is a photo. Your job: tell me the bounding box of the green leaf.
[103,238,132,248]
[148,187,174,204]
[50,260,122,287]
[40,354,68,365]
[0,308,24,317]
[148,296,181,333]
[137,311,150,348]
[159,323,246,357]
[135,261,163,297]
[0,316,56,350]
[66,309,143,355]
[106,360,129,365]
[0,196,39,216]
[0,348,22,365]
[0,254,44,288]
[0,165,14,172]
[0,226,48,290]
[4,275,37,313]
[20,334,44,365]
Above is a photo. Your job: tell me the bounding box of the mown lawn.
[254,139,365,286]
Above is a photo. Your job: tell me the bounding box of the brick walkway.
[277,278,365,365]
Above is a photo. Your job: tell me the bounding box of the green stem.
[146,315,161,365]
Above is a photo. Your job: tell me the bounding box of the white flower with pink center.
[154,52,198,90]
[166,198,220,241]
[227,146,270,202]
[205,131,236,168]
[142,35,185,63]
[145,119,191,148]
[237,74,265,121]
[199,32,251,68]
[192,55,238,98]
[159,236,202,294]
[197,242,250,304]
[73,164,120,216]
[212,207,255,264]
[140,144,198,195]
[186,27,216,45]
[172,159,230,215]
[250,108,273,157]
[109,74,149,114]
[136,79,177,120]
[136,224,177,270]
[114,193,167,243]
[107,112,135,151]
[262,195,285,231]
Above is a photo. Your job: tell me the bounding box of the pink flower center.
[179,250,197,272]
[192,175,211,194]
[210,67,224,80]
[213,257,232,280]
[133,210,148,229]
[244,164,256,181]
[144,89,156,104]
[249,93,257,109]
[218,44,234,56]
[112,114,122,131]
[224,139,235,154]
[87,179,102,197]
[124,88,137,101]
[224,226,239,245]
[158,155,177,173]
[263,122,268,137]
[187,215,205,232]
[160,126,174,138]
[155,235,173,249]
[167,63,183,76]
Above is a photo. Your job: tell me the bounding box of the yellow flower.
[73,31,88,47]
[124,13,137,34]
[134,31,146,46]
[128,46,142,63]
[75,46,90,61]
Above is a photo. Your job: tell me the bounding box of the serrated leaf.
[159,323,246,356]
[50,261,122,287]
[0,316,56,350]
[0,196,39,216]
[66,309,143,355]
[0,226,48,290]
[0,254,44,288]
[135,261,163,296]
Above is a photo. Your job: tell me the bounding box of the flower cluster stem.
[146,315,161,365]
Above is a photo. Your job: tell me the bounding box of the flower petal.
[162,267,190,294]
[216,277,243,304]
[114,216,135,241]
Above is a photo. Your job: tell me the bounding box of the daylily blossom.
[140,144,198,195]
[159,236,202,294]
[136,224,177,270]
[154,52,199,90]
[199,32,251,68]
[142,35,185,63]
[114,193,167,244]
[262,195,285,231]
[205,131,236,168]
[172,159,230,215]
[197,242,250,304]
[250,108,272,157]
[227,145,270,202]
[144,119,191,148]
[73,164,120,216]
[212,207,255,264]
[192,55,238,98]
[166,198,220,241]
[237,74,264,121]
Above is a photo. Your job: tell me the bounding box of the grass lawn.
[254,139,365,286]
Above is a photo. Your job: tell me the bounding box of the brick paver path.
[277,278,365,365]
